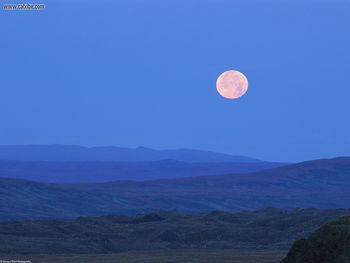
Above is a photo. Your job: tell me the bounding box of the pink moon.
[216,70,248,99]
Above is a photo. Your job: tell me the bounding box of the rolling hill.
[282,215,350,263]
[0,159,284,183]
[0,157,349,220]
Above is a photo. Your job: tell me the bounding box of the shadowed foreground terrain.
[282,215,350,263]
[0,208,349,254]
[0,250,286,263]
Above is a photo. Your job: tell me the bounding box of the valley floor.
[0,249,286,263]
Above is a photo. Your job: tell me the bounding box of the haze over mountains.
[0,144,349,221]
[0,160,284,183]
[0,157,349,221]
[0,144,284,182]
[0,145,349,262]
[0,145,262,163]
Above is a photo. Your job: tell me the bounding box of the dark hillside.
[282,216,350,263]
[0,208,349,254]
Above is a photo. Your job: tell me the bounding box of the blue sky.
[1,0,349,162]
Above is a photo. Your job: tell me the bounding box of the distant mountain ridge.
[0,159,284,183]
[0,157,349,220]
[0,144,263,163]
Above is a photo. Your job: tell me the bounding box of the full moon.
[216,70,248,99]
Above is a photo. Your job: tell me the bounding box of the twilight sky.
[1,0,349,162]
